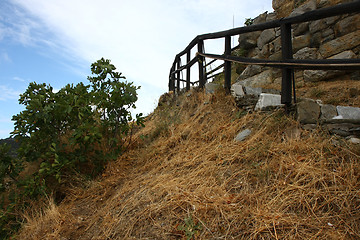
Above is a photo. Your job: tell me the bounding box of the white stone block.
[231,83,245,97]
[255,93,283,110]
[336,106,360,119]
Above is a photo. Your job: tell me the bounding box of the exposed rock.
[324,16,340,25]
[349,137,360,144]
[260,44,271,58]
[317,0,346,8]
[234,129,252,142]
[266,12,277,22]
[239,65,263,79]
[238,32,261,50]
[321,29,334,39]
[310,32,322,48]
[269,37,281,54]
[303,69,328,82]
[297,98,321,123]
[334,14,360,37]
[255,93,283,110]
[231,83,245,98]
[319,30,360,58]
[257,29,276,50]
[294,22,309,36]
[309,19,327,34]
[304,50,355,81]
[269,52,282,61]
[325,123,360,137]
[336,106,360,120]
[320,104,337,120]
[293,34,312,52]
[329,50,356,60]
[253,12,268,25]
[273,0,294,18]
[293,47,318,59]
[238,70,273,88]
[290,0,317,17]
[244,86,263,96]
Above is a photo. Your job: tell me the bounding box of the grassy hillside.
[17,89,360,239]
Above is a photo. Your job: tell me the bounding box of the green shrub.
[0,58,144,239]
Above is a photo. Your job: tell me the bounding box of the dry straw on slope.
[18,89,360,239]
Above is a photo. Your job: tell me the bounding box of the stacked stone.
[234,0,360,90]
[229,0,360,141]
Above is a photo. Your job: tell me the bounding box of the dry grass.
[17,89,360,239]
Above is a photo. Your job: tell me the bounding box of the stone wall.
[229,0,360,140]
[235,0,360,90]
[272,0,354,18]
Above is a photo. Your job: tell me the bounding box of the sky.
[0,0,273,139]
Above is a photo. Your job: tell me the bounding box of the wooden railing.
[169,1,360,107]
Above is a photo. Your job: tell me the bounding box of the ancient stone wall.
[235,0,360,91]
[272,0,354,18]
[230,0,360,140]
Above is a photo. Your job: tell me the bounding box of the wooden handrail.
[169,1,360,106]
[198,53,360,70]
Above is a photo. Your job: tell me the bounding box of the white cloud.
[6,0,273,114]
[0,85,21,101]
[13,76,26,82]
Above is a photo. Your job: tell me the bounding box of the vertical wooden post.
[176,58,181,93]
[224,35,232,94]
[186,50,191,91]
[169,68,175,92]
[280,23,293,106]
[197,39,205,88]
[169,61,176,92]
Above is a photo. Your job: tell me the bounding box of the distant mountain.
[0,137,20,158]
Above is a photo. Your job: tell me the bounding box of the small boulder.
[297,98,321,123]
[255,93,283,111]
[234,129,252,142]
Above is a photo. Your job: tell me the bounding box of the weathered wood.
[281,23,293,106]
[169,66,175,91]
[198,40,205,88]
[176,58,181,93]
[170,1,360,94]
[197,53,360,70]
[224,36,232,94]
[186,50,191,90]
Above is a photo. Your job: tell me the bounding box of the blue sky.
[0,0,273,139]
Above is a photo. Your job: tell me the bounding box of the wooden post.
[280,23,293,106]
[176,58,181,93]
[169,62,176,92]
[224,35,232,94]
[186,50,191,91]
[197,39,205,88]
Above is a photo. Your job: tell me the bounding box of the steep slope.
[18,89,360,239]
